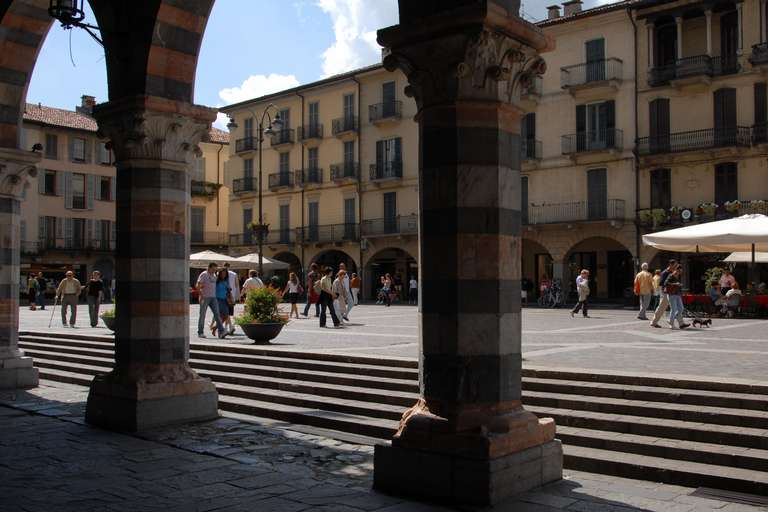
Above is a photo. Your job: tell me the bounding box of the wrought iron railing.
[750,42,768,66]
[21,241,38,255]
[525,199,626,225]
[332,115,358,135]
[296,168,323,186]
[330,162,359,181]
[522,139,542,160]
[297,124,324,141]
[37,237,115,251]
[268,172,294,189]
[369,101,402,123]
[232,177,258,194]
[370,162,403,181]
[235,137,256,153]
[299,223,359,243]
[560,58,622,88]
[361,215,418,237]
[636,127,752,155]
[71,195,86,210]
[638,200,768,231]
[191,232,229,245]
[649,54,739,86]
[270,129,295,146]
[562,129,623,155]
[266,229,297,245]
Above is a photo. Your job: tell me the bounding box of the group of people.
[302,262,359,328]
[26,270,106,329]
[633,260,689,328]
[196,261,257,339]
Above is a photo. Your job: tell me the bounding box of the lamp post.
[228,105,282,277]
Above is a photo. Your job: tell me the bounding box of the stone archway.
[273,251,302,284]
[364,247,417,300]
[564,236,634,300]
[312,249,357,275]
[522,238,553,301]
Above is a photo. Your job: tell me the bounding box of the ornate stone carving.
[0,155,38,199]
[97,111,210,164]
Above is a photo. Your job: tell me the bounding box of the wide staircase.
[18,331,768,496]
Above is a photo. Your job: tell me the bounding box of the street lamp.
[48,0,103,46]
[227,105,283,277]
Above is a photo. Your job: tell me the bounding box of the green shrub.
[236,286,286,325]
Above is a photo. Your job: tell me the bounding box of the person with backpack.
[317,266,341,328]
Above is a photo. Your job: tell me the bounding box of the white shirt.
[286,281,300,293]
[227,270,240,298]
[242,277,264,293]
[409,279,417,289]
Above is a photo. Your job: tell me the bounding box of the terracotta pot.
[239,322,284,344]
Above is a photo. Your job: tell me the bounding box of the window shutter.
[20,219,26,243]
[94,220,102,243]
[576,105,586,133]
[111,221,116,250]
[84,139,92,163]
[755,83,767,130]
[110,176,116,202]
[69,137,75,162]
[55,171,62,196]
[95,177,102,201]
[64,218,72,246]
[376,140,384,169]
[87,174,95,209]
[63,171,73,209]
[55,217,63,239]
[394,138,402,164]
[38,216,45,241]
[86,219,93,247]
[38,171,45,194]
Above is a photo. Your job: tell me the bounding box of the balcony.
[299,223,359,244]
[266,228,297,245]
[330,162,359,182]
[638,200,768,232]
[270,129,295,148]
[268,172,294,190]
[636,127,752,156]
[191,232,229,246]
[649,55,740,87]
[524,200,626,225]
[562,129,623,156]
[235,137,256,153]
[521,139,542,161]
[750,43,768,67]
[369,101,402,124]
[370,162,403,182]
[191,180,219,199]
[297,124,323,144]
[296,168,323,187]
[332,115,358,138]
[21,241,38,255]
[361,215,418,237]
[232,177,258,194]
[38,237,115,252]
[560,58,622,94]
[71,195,86,210]
[229,233,251,246]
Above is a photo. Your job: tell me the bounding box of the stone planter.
[101,315,115,331]
[239,322,284,344]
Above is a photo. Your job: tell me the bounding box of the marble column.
[0,148,39,389]
[736,2,744,52]
[373,3,560,507]
[648,23,655,67]
[705,10,713,57]
[85,96,218,431]
[676,17,684,60]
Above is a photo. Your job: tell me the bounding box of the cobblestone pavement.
[19,304,768,381]
[2,382,764,512]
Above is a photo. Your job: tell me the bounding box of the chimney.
[547,4,561,20]
[77,95,96,115]
[563,0,583,16]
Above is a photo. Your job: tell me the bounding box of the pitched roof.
[23,102,229,144]
[23,103,98,132]
[537,0,639,27]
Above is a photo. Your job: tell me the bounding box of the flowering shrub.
[235,286,287,325]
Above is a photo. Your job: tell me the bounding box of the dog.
[692,318,712,328]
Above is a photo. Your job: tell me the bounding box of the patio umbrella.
[724,252,768,263]
[235,253,290,271]
[643,214,768,282]
[190,250,249,269]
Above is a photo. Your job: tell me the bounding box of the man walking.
[36,272,47,310]
[318,267,341,328]
[337,262,354,321]
[350,273,360,305]
[223,262,240,335]
[570,269,590,318]
[302,263,320,318]
[56,271,82,327]
[85,270,104,328]
[241,269,264,298]
[634,263,654,320]
[196,262,226,339]
[650,259,678,328]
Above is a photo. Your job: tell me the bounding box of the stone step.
[524,389,768,429]
[18,336,418,380]
[523,376,768,412]
[557,426,768,473]
[528,405,768,450]
[563,444,768,497]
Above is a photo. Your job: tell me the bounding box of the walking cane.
[48,296,58,328]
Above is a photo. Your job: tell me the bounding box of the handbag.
[298,284,304,296]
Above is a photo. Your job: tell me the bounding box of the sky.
[28,0,615,130]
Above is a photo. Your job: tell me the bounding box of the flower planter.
[239,322,284,344]
[101,315,115,331]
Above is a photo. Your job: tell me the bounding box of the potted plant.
[724,200,742,214]
[100,301,115,331]
[235,286,287,344]
[638,209,654,227]
[651,208,667,228]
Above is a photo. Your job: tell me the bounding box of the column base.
[375,439,562,506]
[0,356,39,389]
[85,369,219,431]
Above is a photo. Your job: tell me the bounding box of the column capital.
[93,95,217,164]
[378,3,551,112]
[0,148,40,199]
[675,16,683,24]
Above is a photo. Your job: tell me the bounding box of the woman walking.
[570,269,590,318]
[332,270,348,321]
[210,269,231,338]
[302,263,320,318]
[283,272,302,319]
[382,273,393,307]
[665,267,688,329]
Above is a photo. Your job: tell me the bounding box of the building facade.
[221,66,419,298]
[19,96,229,289]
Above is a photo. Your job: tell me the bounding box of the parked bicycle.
[538,278,564,308]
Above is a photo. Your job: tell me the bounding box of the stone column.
[648,23,655,67]
[705,10,713,57]
[736,2,744,51]
[0,148,39,389]
[762,0,767,43]
[676,16,684,60]
[373,3,560,507]
[85,96,218,431]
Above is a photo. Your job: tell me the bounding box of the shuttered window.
[521,175,529,225]
[587,168,608,220]
[71,137,86,162]
[279,204,290,243]
[714,88,737,146]
[45,134,58,160]
[585,38,606,82]
[715,162,738,204]
[650,168,671,210]
[755,83,767,142]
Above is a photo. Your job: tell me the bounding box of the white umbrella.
[190,250,249,269]
[235,253,290,271]
[724,252,768,263]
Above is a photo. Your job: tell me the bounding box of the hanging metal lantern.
[48,0,86,27]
